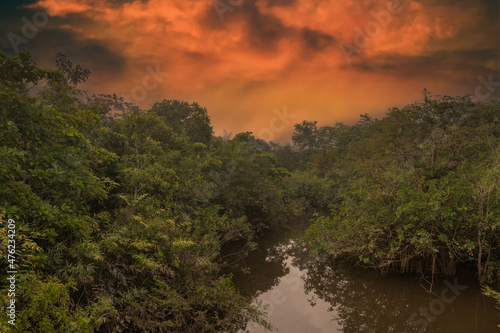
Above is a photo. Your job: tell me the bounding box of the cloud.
[262,0,299,8]
[30,29,127,73]
[349,48,498,76]
[1,0,38,13]
[0,0,496,141]
[242,0,293,50]
[301,27,336,52]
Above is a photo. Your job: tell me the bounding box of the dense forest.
[0,52,499,332]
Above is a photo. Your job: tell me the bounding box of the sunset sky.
[1,0,499,142]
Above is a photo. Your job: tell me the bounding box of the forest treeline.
[0,51,499,332]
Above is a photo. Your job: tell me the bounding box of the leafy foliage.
[304,94,500,285]
[1,51,498,332]
[0,52,280,332]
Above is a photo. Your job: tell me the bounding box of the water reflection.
[291,242,499,333]
[227,234,290,300]
[230,228,499,333]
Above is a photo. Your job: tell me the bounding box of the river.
[227,221,500,333]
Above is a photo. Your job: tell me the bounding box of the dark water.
[229,224,500,333]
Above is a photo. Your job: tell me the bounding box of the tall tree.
[150,100,213,145]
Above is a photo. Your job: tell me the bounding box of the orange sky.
[1,0,499,142]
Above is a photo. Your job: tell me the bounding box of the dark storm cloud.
[0,10,103,55]
[201,0,293,50]
[1,25,127,79]
[240,3,338,54]
[301,27,336,52]
[239,0,293,49]
[419,0,495,5]
[105,0,149,5]
[0,0,38,14]
[25,28,127,74]
[263,0,298,8]
[348,48,499,80]
[0,0,127,75]
[475,0,498,22]
[201,0,336,53]
[418,0,499,21]
[0,1,45,54]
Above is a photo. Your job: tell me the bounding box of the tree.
[150,100,213,145]
[0,51,268,332]
[0,51,116,331]
[292,120,318,150]
[304,94,500,285]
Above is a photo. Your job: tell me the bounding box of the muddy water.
[230,225,499,333]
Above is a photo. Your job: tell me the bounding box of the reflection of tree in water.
[287,241,422,333]
[302,261,422,333]
[226,227,498,333]
[289,241,498,333]
[225,231,291,299]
